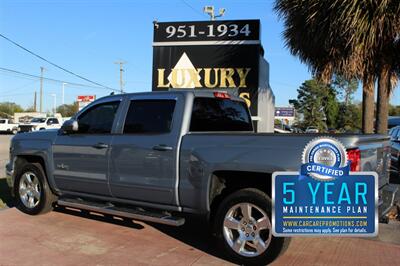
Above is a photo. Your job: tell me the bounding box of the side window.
[47,118,58,125]
[123,100,176,134]
[77,101,120,134]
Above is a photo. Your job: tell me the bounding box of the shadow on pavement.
[54,205,233,263]
[148,215,234,264]
[54,205,145,230]
[0,178,15,208]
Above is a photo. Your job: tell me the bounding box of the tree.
[56,102,79,117]
[389,105,400,116]
[0,102,24,117]
[332,75,358,106]
[274,0,400,134]
[24,106,36,112]
[336,103,362,133]
[292,79,339,131]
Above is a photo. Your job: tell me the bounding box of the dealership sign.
[275,107,295,117]
[77,95,96,111]
[152,20,261,115]
[272,137,378,236]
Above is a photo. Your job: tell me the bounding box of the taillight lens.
[213,91,231,99]
[347,148,361,171]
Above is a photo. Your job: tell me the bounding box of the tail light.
[213,91,230,99]
[347,148,361,171]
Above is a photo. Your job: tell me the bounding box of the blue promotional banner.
[272,172,378,236]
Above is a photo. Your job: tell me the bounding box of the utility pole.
[114,61,126,93]
[51,94,56,115]
[39,67,46,113]
[62,83,67,105]
[33,91,37,112]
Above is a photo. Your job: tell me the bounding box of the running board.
[57,198,185,227]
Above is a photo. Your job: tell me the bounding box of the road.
[0,134,400,265]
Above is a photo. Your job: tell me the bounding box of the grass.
[0,178,14,209]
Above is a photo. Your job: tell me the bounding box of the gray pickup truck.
[6,90,397,265]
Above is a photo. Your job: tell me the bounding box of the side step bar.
[57,198,185,227]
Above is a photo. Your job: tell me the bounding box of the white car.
[305,126,319,133]
[0,119,18,134]
[18,117,61,132]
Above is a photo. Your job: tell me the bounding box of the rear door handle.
[153,144,173,151]
[92,143,109,149]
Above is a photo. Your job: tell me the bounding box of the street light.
[51,94,56,115]
[62,83,67,105]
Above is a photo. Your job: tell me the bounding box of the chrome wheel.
[19,172,41,209]
[223,203,272,257]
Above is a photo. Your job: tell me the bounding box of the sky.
[0,0,399,113]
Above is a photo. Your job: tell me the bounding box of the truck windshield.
[190,97,253,132]
[0,120,5,124]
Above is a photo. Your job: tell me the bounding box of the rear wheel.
[14,163,56,215]
[214,188,290,265]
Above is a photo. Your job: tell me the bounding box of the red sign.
[77,95,95,102]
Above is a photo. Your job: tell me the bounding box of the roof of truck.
[97,90,244,102]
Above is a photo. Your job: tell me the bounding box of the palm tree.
[274,0,400,134]
[342,1,400,134]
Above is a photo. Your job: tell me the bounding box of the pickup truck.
[18,117,61,133]
[5,91,397,265]
[0,118,18,134]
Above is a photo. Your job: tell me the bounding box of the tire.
[213,188,290,265]
[12,128,18,135]
[14,163,56,215]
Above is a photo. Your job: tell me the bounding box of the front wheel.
[214,188,290,265]
[14,163,56,215]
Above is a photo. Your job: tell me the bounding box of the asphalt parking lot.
[0,134,399,265]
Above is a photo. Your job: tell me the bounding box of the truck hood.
[13,129,59,142]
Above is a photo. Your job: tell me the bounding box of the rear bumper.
[379,184,398,218]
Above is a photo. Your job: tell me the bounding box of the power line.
[181,0,207,18]
[0,33,115,91]
[0,67,120,92]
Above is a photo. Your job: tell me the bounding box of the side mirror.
[61,119,78,134]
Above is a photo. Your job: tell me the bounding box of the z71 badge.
[272,137,378,237]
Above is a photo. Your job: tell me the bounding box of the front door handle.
[92,143,109,149]
[153,144,173,151]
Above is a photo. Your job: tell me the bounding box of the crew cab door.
[109,94,183,205]
[53,98,122,196]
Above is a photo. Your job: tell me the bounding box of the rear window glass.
[190,97,253,132]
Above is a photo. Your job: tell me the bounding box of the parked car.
[305,126,319,133]
[5,91,397,265]
[18,117,61,132]
[388,126,400,183]
[388,116,400,129]
[0,118,18,134]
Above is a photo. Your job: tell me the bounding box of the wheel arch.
[208,170,272,222]
[14,155,57,194]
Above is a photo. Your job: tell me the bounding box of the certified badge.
[272,136,378,237]
[301,137,350,181]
